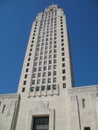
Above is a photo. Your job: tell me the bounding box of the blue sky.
[0,0,98,94]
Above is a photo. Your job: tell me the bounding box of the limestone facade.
[0,94,19,130]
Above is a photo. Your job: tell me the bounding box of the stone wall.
[68,86,98,130]
[0,94,20,130]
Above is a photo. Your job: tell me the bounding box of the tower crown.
[45,5,58,12]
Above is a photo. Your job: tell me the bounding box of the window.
[48,72,51,76]
[36,48,39,52]
[47,85,51,90]
[37,79,40,84]
[43,72,46,77]
[27,63,29,66]
[36,87,39,91]
[49,50,52,53]
[30,49,32,52]
[26,68,29,72]
[2,105,6,113]
[54,49,57,53]
[62,57,65,61]
[23,81,26,85]
[63,83,66,88]
[54,65,56,69]
[34,68,37,72]
[35,57,38,60]
[53,84,56,90]
[44,61,47,65]
[62,69,66,74]
[34,62,37,66]
[62,48,64,51]
[22,87,25,92]
[62,63,65,67]
[63,76,66,80]
[29,53,31,56]
[31,87,34,92]
[54,37,56,40]
[32,80,35,85]
[53,71,56,75]
[28,58,31,61]
[48,66,51,70]
[84,127,90,130]
[45,51,48,54]
[40,56,43,60]
[61,39,64,42]
[49,55,52,58]
[61,43,64,46]
[54,33,56,36]
[41,86,45,91]
[42,79,46,84]
[49,60,52,64]
[61,28,63,31]
[39,67,42,71]
[46,38,48,41]
[53,77,56,82]
[38,73,41,77]
[54,41,56,44]
[48,78,51,83]
[33,116,49,130]
[62,52,65,56]
[24,74,27,79]
[42,43,44,46]
[44,66,47,70]
[54,54,56,58]
[50,37,52,41]
[39,61,42,66]
[40,51,43,55]
[54,59,57,63]
[33,74,36,78]
[82,99,86,108]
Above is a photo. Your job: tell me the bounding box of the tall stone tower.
[0,4,98,130]
[16,4,73,130]
[18,5,73,96]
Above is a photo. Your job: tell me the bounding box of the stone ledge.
[0,93,20,100]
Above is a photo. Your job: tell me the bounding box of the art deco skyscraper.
[16,4,74,130]
[18,4,73,97]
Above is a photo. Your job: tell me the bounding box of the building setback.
[0,5,98,130]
